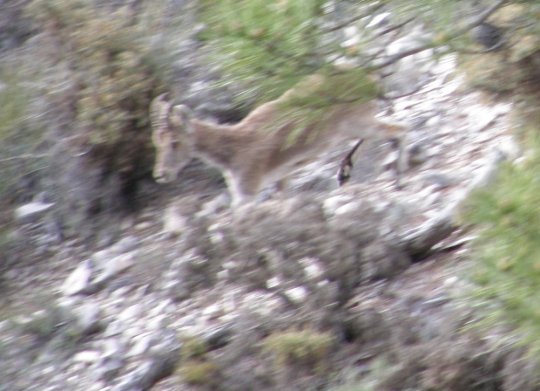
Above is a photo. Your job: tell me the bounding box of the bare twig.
[374,0,509,69]
[0,153,50,163]
[380,83,424,100]
[450,40,506,54]
[374,16,416,38]
[322,3,385,34]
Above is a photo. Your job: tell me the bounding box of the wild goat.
[150,74,407,206]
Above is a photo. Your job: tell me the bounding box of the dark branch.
[374,16,416,38]
[374,0,509,69]
[322,2,385,34]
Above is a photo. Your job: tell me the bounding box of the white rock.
[322,194,355,217]
[266,276,281,289]
[129,334,153,356]
[91,248,110,265]
[73,350,101,363]
[496,136,521,161]
[147,315,167,330]
[334,201,362,216]
[62,260,93,296]
[367,12,390,28]
[14,202,54,221]
[469,108,499,133]
[300,258,323,280]
[102,338,124,358]
[111,236,138,253]
[97,253,135,281]
[195,193,230,219]
[202,303,222,318]
[117,304,143,323]
[149,300,174,317]
[74,302,101,335]
[285,286,308,304]
[135,221,153,230]
[444,276,458,286]
[104,320,124,338]
[163,204,187,236]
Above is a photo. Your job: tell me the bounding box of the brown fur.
[150,75,406,206]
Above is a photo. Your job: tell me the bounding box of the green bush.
[176,335,220,387]
[24,0,168,179]
[198,0,328,104]
[180,335,210,361]
[0,68,44,207]
[178,360,219,386]
[462,116,540,357]
[262,329,333,370]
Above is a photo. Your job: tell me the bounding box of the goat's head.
[150,93,194,183]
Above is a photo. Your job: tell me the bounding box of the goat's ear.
[151,93,170,109]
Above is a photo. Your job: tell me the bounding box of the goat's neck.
[190,119,254,169]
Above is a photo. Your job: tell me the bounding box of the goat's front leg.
[223,170,260,208]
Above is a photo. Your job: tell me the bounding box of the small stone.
[102,338,125,358]
[117,304,143,323]
[163,205,188,237]
[285,286,308,304]
[111,236,139,254]
[91,249,110,265]
[496,136,520,161]
[62,260,93,296]
[111,329,180,391]
[135,221,153,230]
[147,315,167,331]
[300,258,323,280]
[422,173,457,190]
[129,334,153,357]
[73,303,102,336]
[96,253,135,282]
[96,356,124,381]
[202,303,222,319]
[408,142,429,167]
[367,12,390,28]
[14,201,54,222]
[469,107,499,133]
[204,326,233,350]
[322,194,355,217]
[195,194,229,219]
[266,276,280,289]
[73,350,101,364]
[334,201,361,217]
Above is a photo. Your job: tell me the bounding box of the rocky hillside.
[1,1,539,390]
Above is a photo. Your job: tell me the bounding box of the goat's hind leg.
[392,135,408,189]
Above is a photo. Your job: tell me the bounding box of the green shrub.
[176,335,220,386]
[262,329,333,370]
[180,335,210,361]
[0,67,45,207]
[462,116,540,358]
[0,72,28,139]
[24,0,168,182]
[457,2,540,360]
[178,360,219,386]
[198,0,327,104]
